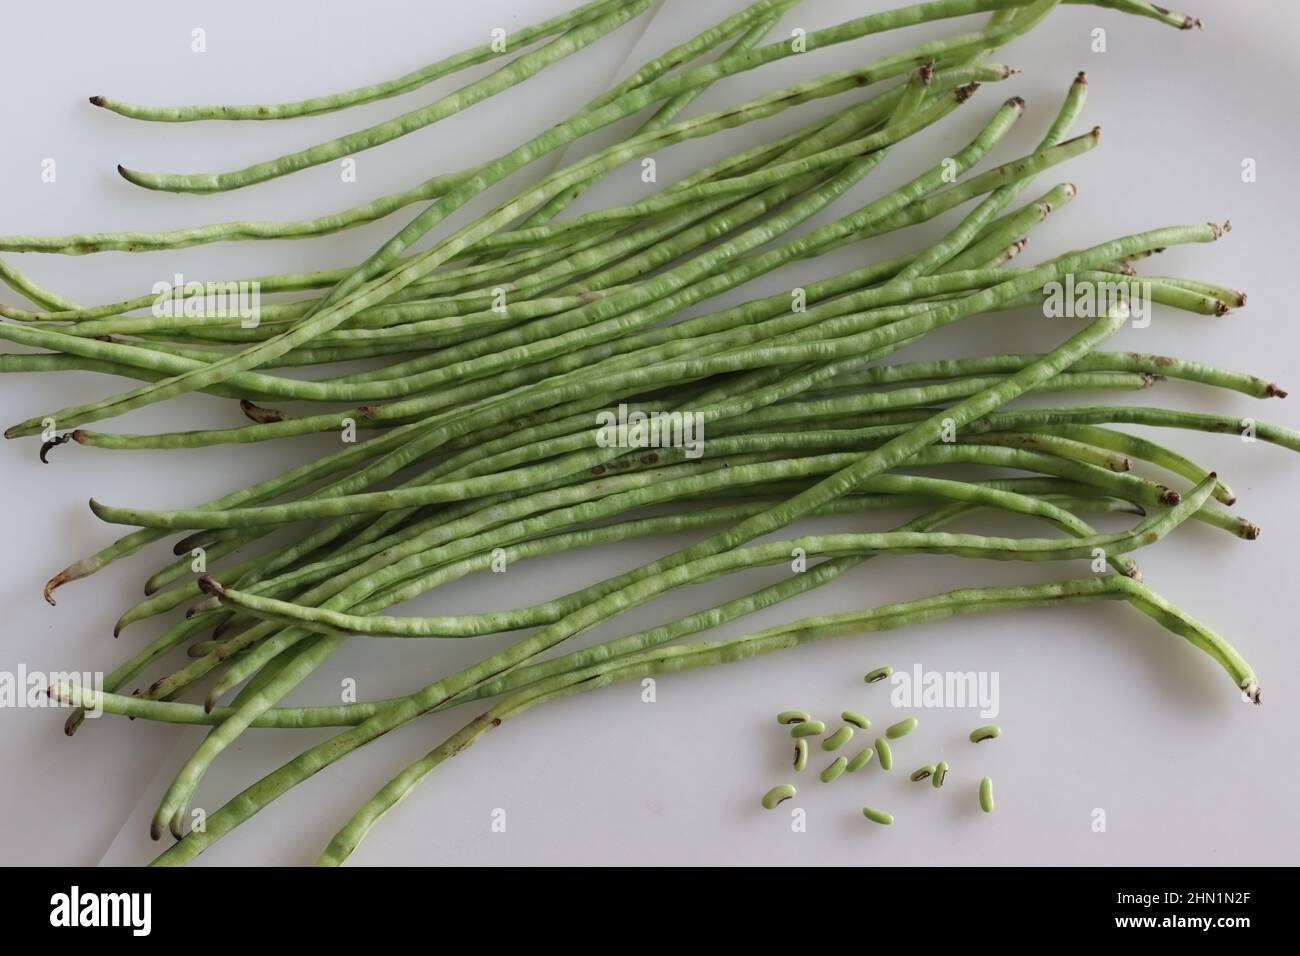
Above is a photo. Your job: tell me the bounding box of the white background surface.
[1,0,1298,866]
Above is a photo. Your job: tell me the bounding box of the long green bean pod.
[89,0,626,121]
[145,570,1255,866]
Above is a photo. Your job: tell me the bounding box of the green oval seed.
[886,717,918,739]
[841,710,870,730]
[761,784,797,810]
[777,710,812,725]
[969,724,1002,743]
[822,725,854,752]
[790,720,826,738]
[875,737,893,770]
[846,747,874,772]
[909,764,936,782]
[819,756,848,783]
[793,739,808,772]
[932,761,949,789]
[979,777,995,813]
[862,806,894,826]
[864,665,893,684]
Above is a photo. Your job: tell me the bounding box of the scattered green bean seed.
[979,777,995,813]
[910,764,936,782]
[777,709,811,725]
[841,710,870,729]
[793,739,808,772]
[969,724,1002,743]
[862,806,894,826]
[864,665,893,684]
[791,720,826,738]
[822,725,854,751]
[875,738,893,770]
[819,756,848,783]
[846,747,875,772]
[762,784,797,810]
[886,717,918,739]
[932,761,949,789]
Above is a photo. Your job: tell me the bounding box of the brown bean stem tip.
[196,575,225,598]
[39,433,72,463]
[43,572,69,607]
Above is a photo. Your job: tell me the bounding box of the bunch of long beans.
[3,0,1288,865]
